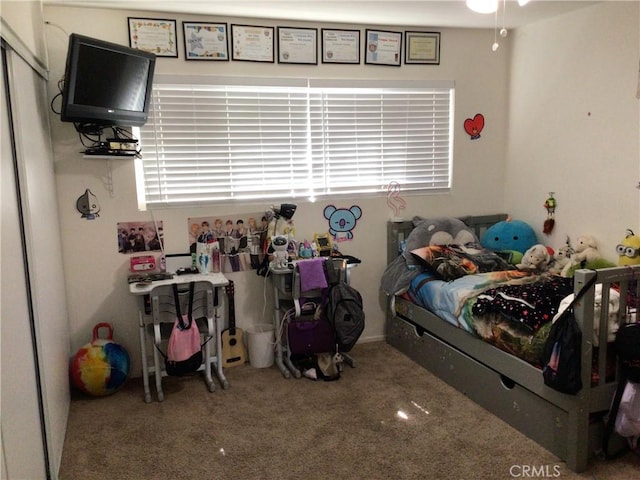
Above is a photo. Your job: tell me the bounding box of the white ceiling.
[43,0,600,29]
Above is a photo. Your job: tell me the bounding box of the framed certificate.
[364,29,402,67]
[321,29,360,64]
[231,24,275,63]
[128,17,178,57]
[183,22,229,61]
[405,31,441,65]
[277,27,317,64]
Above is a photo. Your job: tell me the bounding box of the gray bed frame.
[385,215,637,472]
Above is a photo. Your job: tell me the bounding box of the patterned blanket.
[406,271,574,366]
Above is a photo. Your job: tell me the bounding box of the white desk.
[129,272,229,401]
[129,272,228,295]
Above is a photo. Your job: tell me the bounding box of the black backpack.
[326,282,365,352]
[615,323,640,383]
[541,275,597,395]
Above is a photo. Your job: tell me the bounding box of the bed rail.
[574,266,640,390]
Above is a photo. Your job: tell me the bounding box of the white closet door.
[1,46,48,480]
[1,41,71,478]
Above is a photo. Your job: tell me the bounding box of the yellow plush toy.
[617,229,640,266]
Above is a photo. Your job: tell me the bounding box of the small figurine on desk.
[299,240,313,259]
[271,235,289,269]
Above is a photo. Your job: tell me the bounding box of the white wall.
[44,5,511,376]
[1,0,48,60]
[505,1,640,260]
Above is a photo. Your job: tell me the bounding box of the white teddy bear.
[561,234,600,276]
[516,244,551,271]
[571,234,600,263]
[549,244,573,275]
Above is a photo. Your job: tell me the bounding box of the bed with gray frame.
[384,214,637,472]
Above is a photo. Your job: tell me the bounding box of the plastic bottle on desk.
[211,241,221,273]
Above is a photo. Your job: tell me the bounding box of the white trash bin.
[246,324,275,368]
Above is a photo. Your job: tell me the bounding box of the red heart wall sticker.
[464,113,485,139]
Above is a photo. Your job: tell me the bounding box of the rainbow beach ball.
[70,323,130,396]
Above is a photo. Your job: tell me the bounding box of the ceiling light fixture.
[500,0,508,38]
[492,7,499,51]
[466,0,498,14]
[467,0,533,51]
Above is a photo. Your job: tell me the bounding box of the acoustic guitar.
[221,280,247,367]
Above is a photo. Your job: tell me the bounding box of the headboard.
[386,214,508,263]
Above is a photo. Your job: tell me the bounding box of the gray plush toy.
[405,216,478,252]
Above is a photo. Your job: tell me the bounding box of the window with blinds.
[136,75,454,208]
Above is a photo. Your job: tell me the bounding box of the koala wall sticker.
[323,204,362,241]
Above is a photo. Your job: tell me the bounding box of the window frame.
[135,75,454,210]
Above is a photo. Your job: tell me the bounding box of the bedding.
[410,243,512,281]
[406,271,574,365]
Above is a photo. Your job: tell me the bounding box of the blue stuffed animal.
[481,218,538,263]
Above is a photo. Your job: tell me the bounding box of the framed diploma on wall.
[321,29,360,64]
[231,24,275,63]
[128,17,178,57]
[364,29,402,66]
[277,27,317,64]
[405,31,441,65]
[183,22,229,61]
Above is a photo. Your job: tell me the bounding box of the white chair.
[141,281,226,402]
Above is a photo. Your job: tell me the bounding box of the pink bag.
[167,315,201,362]
[165,283,203,376]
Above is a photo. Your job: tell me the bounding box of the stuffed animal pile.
[516,244,551,271]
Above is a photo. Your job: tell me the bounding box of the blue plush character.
[481,218,538,264]
[323,205,362,240]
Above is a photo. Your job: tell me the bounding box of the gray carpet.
[59,342,638,479]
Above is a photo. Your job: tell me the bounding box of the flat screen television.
[61,33,156,127]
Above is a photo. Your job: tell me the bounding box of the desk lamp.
[268,203,297,238]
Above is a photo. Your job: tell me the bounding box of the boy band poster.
[188,213,269,273]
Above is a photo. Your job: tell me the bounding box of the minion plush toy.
[617,229,640,266]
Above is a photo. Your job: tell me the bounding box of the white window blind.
[137,76,454,208]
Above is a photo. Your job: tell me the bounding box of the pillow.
[410,243,512,281]
[563,258,616,278]
[405,216,478,253]
[410,245,478,281]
